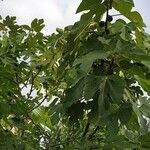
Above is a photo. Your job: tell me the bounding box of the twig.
[109,0,113,9]
[88,126,100,139]
[28,94,48,113]
[82,121,90,138]
[28,84,48,113]
[112,13,122,17]
[28,73,34,98]
[27,70,41,99]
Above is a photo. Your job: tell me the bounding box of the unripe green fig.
[89,23,97,30]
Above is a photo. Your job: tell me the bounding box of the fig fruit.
[99,21,105,27]
[107,15,113,22]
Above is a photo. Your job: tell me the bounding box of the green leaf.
[97,75,125,115]
[135,76,150,93]
[122,48,150,65]
[118,103,132,125]
[127,11,145,28]
[86,90,100,123]
[67,101,85,124]
[21,25,31,30]
[56,28,63,34]
[0,101,10,117]
[74,12,93,41]
[76,0,106,23]
[84,75,102,100]
[141,61,150,69]
[73,50,109,73]
[31,18,38,29]
[113,1,145,28]
[111,19,126,34]
[113,0,134,14]
[139,99,150,118]
[64,78,85,108]
[106,114,119,138]
[98,77,110,115]
[126,112,140,131]
[139,133,150,149]
[135,28,145,48]
[107,76,125,104]
[3,16,17,28]
[104,135,137,149]
[0,132,19,150]
[139,115,148,134]
[76,0,102,13]
[32,107,52,129]
[120,26,130,41]
[31,18,45,32]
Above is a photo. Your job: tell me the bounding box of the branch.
[105,0,114,34]
[109,0,113,9]
[28,84,48,113]
[28,94,48,113]
[28,73,34,98]
[27,70,41,99]
[20,71,32,91]
[105,0,109,33]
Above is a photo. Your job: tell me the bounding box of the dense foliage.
[0,0,150,149]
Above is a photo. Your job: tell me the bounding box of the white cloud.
[0,0,81,34]
[0,0,149,33]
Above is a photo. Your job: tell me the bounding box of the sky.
[0,0,150,34]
